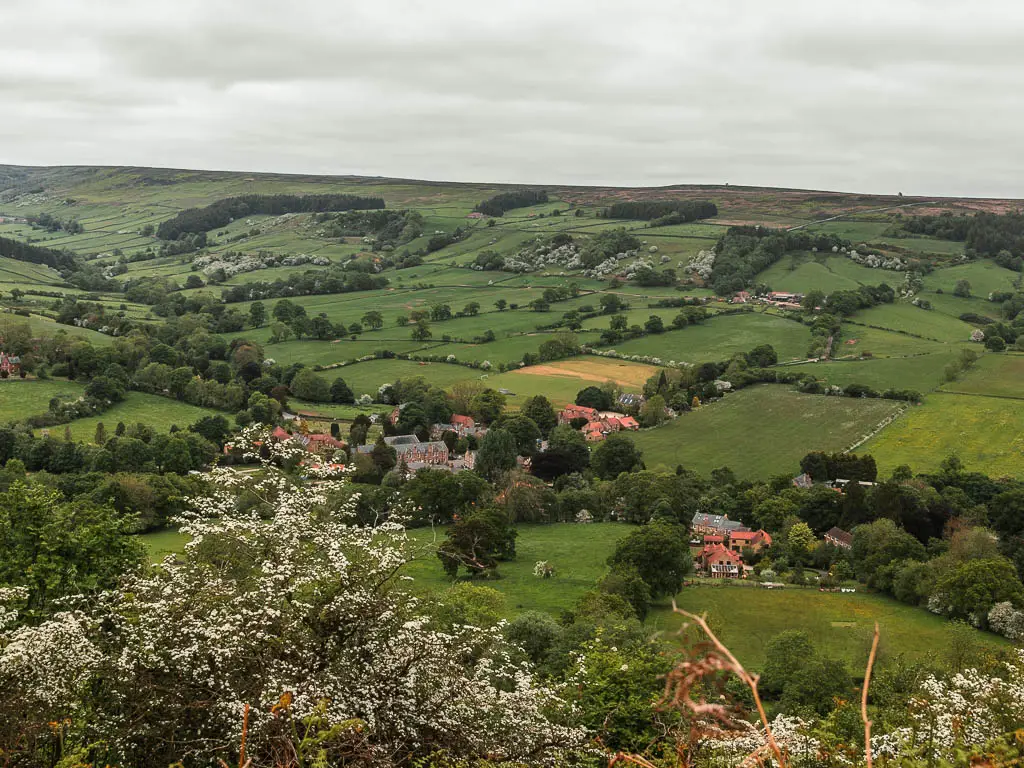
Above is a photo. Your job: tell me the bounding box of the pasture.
[939,352,1024,399]
[852,302,975,343]
[862,392,1024,478]
[611,312,811,363]
[64,393,225,442]
[654,582,1008,670]
[0,378,86,424]
[633,385,903,479]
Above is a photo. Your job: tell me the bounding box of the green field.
[852,302,975,343]
[611,312,811,363]
[64,392,225,442]
[924,260,1020,297]
[756,253,888,294]
[654,582,1007,670]
[862,392,1024,478]
[633,385,903,479]
[783,351,961,393]
[139,520,1005,670]
[0,378,86,424]
[938,352,1024,399]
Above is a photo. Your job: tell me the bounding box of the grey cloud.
[1,0,1023,196]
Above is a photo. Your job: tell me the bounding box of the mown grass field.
[0,378,86,424]
[64,393,225,442]
[852,302,975,343]
[633,385,903,479]
[756,253,886,294]
[611,312,811,363]
[653,582,1008,670]
[862,392,1024,478]
[783,351,961,393]
[938,352,1024,399]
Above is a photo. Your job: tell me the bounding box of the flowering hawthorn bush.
[0,427,583,767]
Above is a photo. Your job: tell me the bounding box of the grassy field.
[924,260,1021,297]
[938,352,1024,399]
[653,582,1007,670]
[862,392,1024,478]
[400,523,632,615]
[64,393,225,442]
[0,378,86,424]
[756,254,887,294]
[852,302,975,343]
[611,312,811,363]
[782,351,961,393]
[633,385,903,479]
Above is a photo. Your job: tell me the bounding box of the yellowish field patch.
[511,358,659,389]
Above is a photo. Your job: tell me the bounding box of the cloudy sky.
[1,0,1022,196]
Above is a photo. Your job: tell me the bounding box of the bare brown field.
[511,358,659,388]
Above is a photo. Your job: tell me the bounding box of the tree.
[760,630,816,694]
[330,376,355,404]
[94,422,107,446]
[290,368,331,402]
[505,611,562,665]
[438,508,518,578]
[463,302,480,316]
[953,279,972,298]
[470,388,506,424]
[608,521,691,599]
[159,437,193,475]
[592,432,642,480]
[249,301,266,328]
[598,565,652,620]
[643,315,664,334]
[639,394,667,427]
[746,344,778,368]
[787,522,815,566]
[0,481,144,618]
[521,395,558,436]
[933,557,1024,624]
[532,425,590,480]
[575,385,612,411]
[411,318,432,341]
[475,428,518,481]
[361,310,384,329]
[985,334,1006,352]
[188,415,231,446]
[85,375,125,403]
[499,415,543,457]
[310,315,334,339]
[495,299,508,311]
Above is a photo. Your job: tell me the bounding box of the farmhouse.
[558,404,600,424]
[431,414,486,440]
[691,512,750,537]
[618,393,645,408]
[824,527,854,549]
[792,472,815,489]
[727,529,772,554]
[698,543,743,578]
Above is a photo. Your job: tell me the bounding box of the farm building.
[0,353,21,376]
[558,404,600,424]
[727,529,773,554]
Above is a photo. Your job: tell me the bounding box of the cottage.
[358,436,449,466]
[731,291,751,304]
[824,526,854,550]
[698,544,743,578]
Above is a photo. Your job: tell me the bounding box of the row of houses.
[557,404,640,442]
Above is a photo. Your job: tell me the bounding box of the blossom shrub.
[0,428,583,767]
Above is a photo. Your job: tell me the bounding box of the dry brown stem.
[861,623,879,768]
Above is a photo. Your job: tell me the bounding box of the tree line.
[156,193,386,240]
[473,189,549,217]
[709,226,849,294]
[899,211,1024,269]
[602,199,718,223]
[0,234,77,272]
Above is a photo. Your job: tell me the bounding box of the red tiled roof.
[700,543,743,563]
[618,416,639,429]
[451,414,475,427]
[703,535,724,544]
[271,426,291,440]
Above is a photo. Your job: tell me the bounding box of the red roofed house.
[558,404,599,425]
[583,421,608,442]
[727,529,773,555]
[270,426,291,442]
[702,535,724,546]
[301,433,346,455]
[698,544,743,578]
[450,414,476,434]
[617,416,640,431]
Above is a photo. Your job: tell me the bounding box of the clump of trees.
[709,227,848,294]
[474,189,548,217]
[900,211,1024,269]
[156,193,385,240]
[602,199,718,224]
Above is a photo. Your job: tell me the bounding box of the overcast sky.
[2,0,1022,197]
